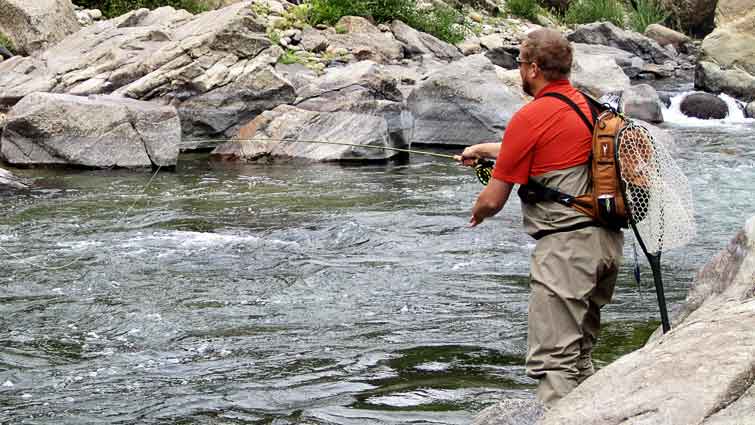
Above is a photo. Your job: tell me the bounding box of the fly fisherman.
[456,28,624,407]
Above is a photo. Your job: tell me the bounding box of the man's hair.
[520,29,573,81]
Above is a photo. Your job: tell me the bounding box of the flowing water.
[1,98,753,424]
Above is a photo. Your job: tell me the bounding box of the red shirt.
[492,80,594,184]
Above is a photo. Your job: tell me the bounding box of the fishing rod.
[180,138,495,185]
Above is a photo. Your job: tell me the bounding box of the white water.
[662,92,755,126]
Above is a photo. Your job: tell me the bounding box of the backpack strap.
[541,92,594,133]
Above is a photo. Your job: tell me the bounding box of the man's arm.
[470,178,514,227]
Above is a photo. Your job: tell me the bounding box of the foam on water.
[663,92,754,127]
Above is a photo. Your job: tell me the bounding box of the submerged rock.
[0,166,28,191]
[0,0,81,56]
[211,104,400,162]
[407,54,525,146]
[679,92,729,119]
[1,93,180,168]
[537,215,755,424]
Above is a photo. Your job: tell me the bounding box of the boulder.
[210,104,400,162]
[679,92,729,119]
[660,0,717,37]
[473,398,544,425]
[695,11,755,102]
[0,45,12,60]
[539,215,755,424]
[485,47,518,69]
[747,101,755,119]
[0,0,81,56]
[567,22,677,65]
[390,20,461,61]
[0,2,296,138]
[457,34,483,56]
[299,27,329,53]
[570,44,631,98]
[620,84,664,123]
[406,54,526,146]
[0,166,28,191]
[294,60,410,147]
[1,93,179,168]
[716,0,755,26]
[644,24,692,54]
[323,16,403,63]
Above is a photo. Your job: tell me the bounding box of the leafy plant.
[277,49,303,65]
[72,0,208,19]
[563,0,626,27]
[507,0,540,22]
[627,0,667,33]
[0,32,14,54]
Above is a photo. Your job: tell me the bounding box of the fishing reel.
[473,159,494,185]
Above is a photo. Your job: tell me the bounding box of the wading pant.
[526,227,623,407]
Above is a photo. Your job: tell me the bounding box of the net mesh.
[617,121,696,254]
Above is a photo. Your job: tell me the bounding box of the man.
[457,28,623,407]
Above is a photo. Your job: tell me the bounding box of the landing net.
[617,121,696,254]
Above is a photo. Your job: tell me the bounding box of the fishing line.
[1,165,163,271]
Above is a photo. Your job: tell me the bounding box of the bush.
[72,0,208,18]
[0,32,14,54]
[627,0,667,33]
[563,0,625,27]
[507,0,540,22]
[307,0,469,44]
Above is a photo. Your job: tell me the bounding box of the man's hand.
[469,179,514,227]
[454,142,502,167]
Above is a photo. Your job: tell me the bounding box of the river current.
[1,95,753,424]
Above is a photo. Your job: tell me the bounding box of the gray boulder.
[679,92,729,119]
[747,101,755,119]
[390,20,461,61]
[567,22,677,65]
[539,215,755,425]
[294,60,410,147]
[323,16,403,64]
[0,0,81,56]
[473,398,544,425]
[644,23,692,54]
[1,93,179,168]
[485,47,518,70]
[571,44,631,98]
[210,104,400,162]
[620,84,664,123]
[0,166,28,191]
[0,2,296,138]
[406,54,526,146]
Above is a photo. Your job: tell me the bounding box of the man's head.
[518,29,573,96]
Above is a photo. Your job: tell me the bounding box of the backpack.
[517,92,635,232]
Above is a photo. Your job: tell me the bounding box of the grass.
[277,49,304,65]
[506,0,540,22]
[72,0,208,18]
[0,32,14,54]
[627,0,667,33]
[563,0,626,27]
[306,0,470,44]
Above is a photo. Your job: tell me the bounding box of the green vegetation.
[0,32,14,54]
[563,0,626,27]
[277,49,304,65]
[627,0,667,33]
[306,0,470,44]
[506,0,540,22]
[72,0,208,19]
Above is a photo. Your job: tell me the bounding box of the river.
[1,95,753,424]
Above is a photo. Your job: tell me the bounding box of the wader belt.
[517,180,601,240]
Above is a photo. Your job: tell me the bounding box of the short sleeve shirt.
[492,80,594,184]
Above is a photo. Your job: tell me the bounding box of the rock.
[390,20,461,62]
[696,11,755,102]
[324,17,403,63]
[660,0,717,37]
[0,166,28,191]
[679,92,729,119]
[0,2,297,138]
[473,398,545,425]
[1,93,179,168]
[479,34,505,50]
[716,0,755,26]
[295,60,410,147]
[572,42,650,79]
[0,0,81,56]
[299,27,329,52]
[747,101,755,118]
[657,90,673,108]
[620,84,663,123]
[0,46,12,60]
[571,44,631,98]
[540,215,755,425]
[567,22,677,65]
[485,47,518,69]
[695,61,755,103]
[457,34,482,56]
[644,24,692,54]
[211,104,400,162]
[406,54,526,146]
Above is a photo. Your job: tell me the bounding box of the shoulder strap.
[542,92,594,133]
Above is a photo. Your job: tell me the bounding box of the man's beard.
[522,77,533,97]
